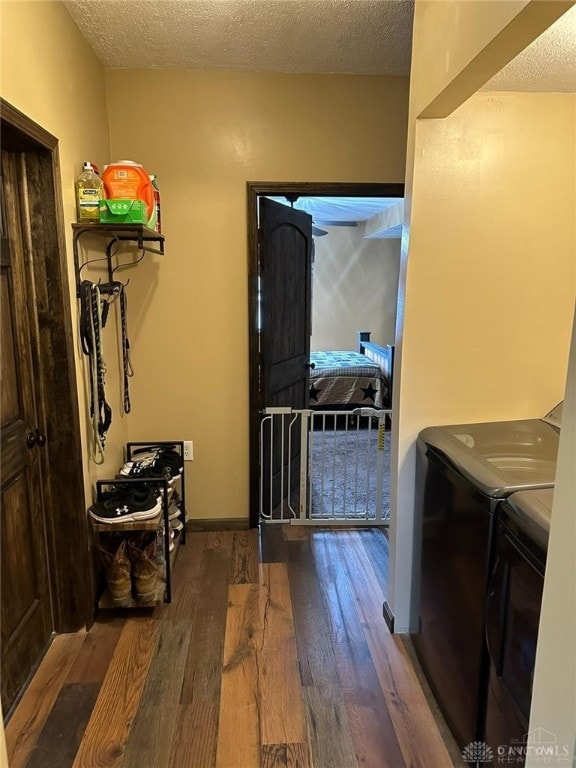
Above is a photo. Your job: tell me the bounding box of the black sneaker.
[89,486,162,523]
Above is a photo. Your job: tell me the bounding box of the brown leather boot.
[128,534,158,603]
[97,537,131,606]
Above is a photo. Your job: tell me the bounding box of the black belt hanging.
[79,280,112,463]
[79,278,134,460]
[118,285,134,414]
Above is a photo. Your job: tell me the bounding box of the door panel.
[260,198,312,512]
[1,273,20,420]
[1,151,52,715]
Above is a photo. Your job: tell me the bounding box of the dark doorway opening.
[247,181,404,528]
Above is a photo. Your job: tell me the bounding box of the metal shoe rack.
[91,441,187,608]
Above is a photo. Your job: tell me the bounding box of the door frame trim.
[1,98,92,632]
[247,181,404,528]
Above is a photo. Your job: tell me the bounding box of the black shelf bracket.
[72,223,165,297]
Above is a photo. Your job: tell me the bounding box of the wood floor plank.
[5,631,86,768]
[72,618,159,768]
[285,539,340,687]
[334,640,406,768]
[170,534,229,619]
[179,546,232,704]
[303,684,358,768]
[119,702,181,768]
[120,621,192,767]
[335,530,455,768]
[259,525,287,563]
[311,532,365,644]
[230,530,259,584]
[135,620,191,703]
[285,742,311,767]
[363,623,456,768]
[357,527,389,595]
[335,530,387,623]
[282,525,310,541]
[169,534,213,611]
[24,683,99,768]
[261,742,310,768]
[258,564,307,745]
[66,616,125,684]
[261,743,287,768]
[205,531,235,553]
[169,700,219,768]
[216,584,260,768]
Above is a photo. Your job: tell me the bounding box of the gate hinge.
[257,226,264,247]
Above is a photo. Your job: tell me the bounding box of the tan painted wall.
[404,92,574,428]
[105,69,409,519]
[394,0,576,753]
[395,90,575,629]
[311,227,400,350]
[0,1,124,490]
[392,0,576,636]
[395,90,576,632]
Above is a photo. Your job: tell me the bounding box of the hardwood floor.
[5,527,461,767]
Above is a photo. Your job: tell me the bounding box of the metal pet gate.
[259,407,391,525]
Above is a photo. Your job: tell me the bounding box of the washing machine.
[412,403,562,750]
[484,488,552,765]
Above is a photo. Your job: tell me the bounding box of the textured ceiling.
[63,0,575,87]
[63,0,414,74]
[484,5,576,92]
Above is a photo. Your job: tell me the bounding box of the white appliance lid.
[418,419,560,498]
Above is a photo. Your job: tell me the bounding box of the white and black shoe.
[120,446,183,483]
[89,486,162,524]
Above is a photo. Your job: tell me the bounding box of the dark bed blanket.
[309,350,388,409]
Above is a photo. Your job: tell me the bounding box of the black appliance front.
[484,514,546,764]
[413,445,497,749]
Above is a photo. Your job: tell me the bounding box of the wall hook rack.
[72,223,165,297]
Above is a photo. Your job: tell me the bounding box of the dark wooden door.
[1,151,52,714]
[259,198,312,514]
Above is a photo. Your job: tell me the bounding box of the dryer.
[413,403,562,750]
[484,488,552,765]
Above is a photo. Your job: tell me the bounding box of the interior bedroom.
[261,195,401,524]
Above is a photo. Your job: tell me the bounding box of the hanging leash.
[98,280,133,415]
[78,276,134,460]
[79,280,112,463]
[118,284,133,414]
